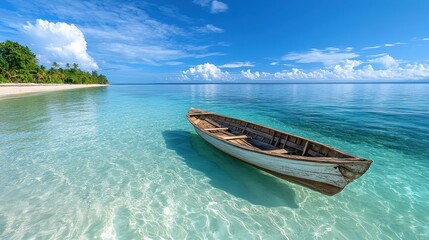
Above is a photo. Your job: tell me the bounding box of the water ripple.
[0,84,428,239]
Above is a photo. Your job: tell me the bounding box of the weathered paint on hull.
[194,128,348,195]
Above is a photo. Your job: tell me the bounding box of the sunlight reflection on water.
[0,84,428,239]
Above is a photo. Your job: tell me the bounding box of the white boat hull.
[194,127,350,194]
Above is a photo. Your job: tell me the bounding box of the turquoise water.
[0,84,428,239]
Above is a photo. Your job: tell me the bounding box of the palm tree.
[35,69,47,83]
[52,62,60,69]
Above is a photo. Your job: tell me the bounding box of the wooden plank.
[281,135,289,149]
[205,118,222,128]
[274,135,280,147]
[286,141,304,151]
[241,123,248,134]
[188,113,212,117]
[264,149,289,154]
[244,127,272,139]
[204,127,229,131]
[222,135,248,140]
[269,132,276,145]
[302,141,310,156]
[307,149,323,157]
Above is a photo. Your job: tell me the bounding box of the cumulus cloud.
[195,24,224,33]
[182,63,229,80]
[282,48,359,65]
[219,61,254,68]
[185,55,429,81]
[241,69,260,80]
[193,0,228,13]
[368,54,399,68]
[240,56,429,81]
[23,19,98,70]
[9,2,222,69]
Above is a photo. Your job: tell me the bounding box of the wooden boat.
[186,108,372,196]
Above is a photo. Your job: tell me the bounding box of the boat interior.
[188,112,355,158]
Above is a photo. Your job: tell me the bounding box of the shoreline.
[0,83,108,99]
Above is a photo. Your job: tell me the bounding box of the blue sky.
[1,0,429,83]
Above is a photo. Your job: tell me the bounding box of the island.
[0,40,108,98]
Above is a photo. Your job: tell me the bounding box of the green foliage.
[0,40,109,84]
[0,40,38,71]
[0,57,8,74]
[0,74,7,83]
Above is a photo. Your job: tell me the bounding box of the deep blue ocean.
[0,83,428,239]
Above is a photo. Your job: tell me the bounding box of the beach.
[0,83,108,99]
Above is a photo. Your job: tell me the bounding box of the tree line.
[0,40,108,84]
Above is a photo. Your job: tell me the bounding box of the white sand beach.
[0,83,108,99]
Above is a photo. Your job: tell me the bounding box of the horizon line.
[111,81,429,85]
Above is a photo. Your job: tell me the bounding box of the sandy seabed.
[0,83,108,99]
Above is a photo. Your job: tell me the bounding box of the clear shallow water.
[0,83,428,239]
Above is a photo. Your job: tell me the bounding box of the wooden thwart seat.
[263,149,289,154]
[222,135,248,140]
[205,127,229,131]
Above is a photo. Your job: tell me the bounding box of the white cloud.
[194,0,228,13]
[219,61,254,68]
[196,24,224,33]
[241,69,260,80]
[325,47,340,51]
[23,19,98,70]
[368,54,399,68]
[183,55,429,82]
[165,61,183,66]
[384,42,406,47]
[105,43,186,65]
[362,45,381,50]
[240,56,429,81]
[9,1,223,69]
[422,38,429,41]
[363,42,406,50]
[270,62,278,66]
[182,63,230,80]
[193,0,211,7]
[367,53,388,58]
[211,0,228,13]
[282,48,359,65]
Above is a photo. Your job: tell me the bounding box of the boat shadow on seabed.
[162,130,299,208]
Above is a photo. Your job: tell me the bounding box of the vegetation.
[0,40,108,84]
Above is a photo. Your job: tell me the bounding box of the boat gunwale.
[187,109,372,165]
